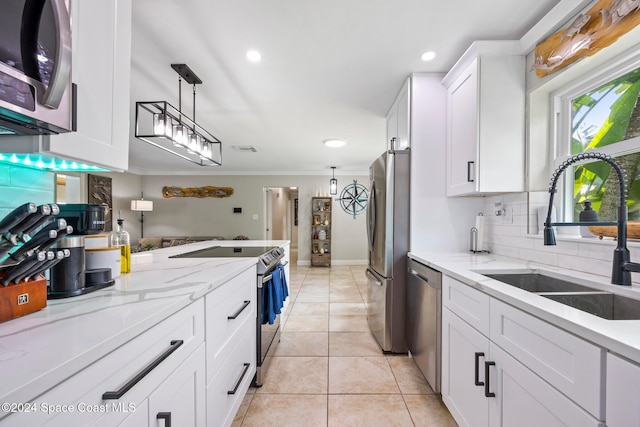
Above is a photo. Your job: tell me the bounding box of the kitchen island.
[410,251,640,427]
[0,240,288,426]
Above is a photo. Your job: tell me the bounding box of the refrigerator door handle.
[366,182,376,252]
[365,269,383,286]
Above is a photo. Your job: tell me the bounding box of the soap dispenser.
[579,201,598,238]
[110,212,131,273]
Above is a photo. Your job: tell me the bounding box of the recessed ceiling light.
[246,50,262,63]
[420,51,436,62]
[323,139,346,148]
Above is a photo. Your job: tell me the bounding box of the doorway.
[264,187,299,264]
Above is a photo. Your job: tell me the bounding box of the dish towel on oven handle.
[261,263,289,325]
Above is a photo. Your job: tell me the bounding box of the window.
[555,59,640,223]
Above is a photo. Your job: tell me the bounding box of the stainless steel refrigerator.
[365,149,410,353]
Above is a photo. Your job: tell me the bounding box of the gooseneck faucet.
[544,152,640,286]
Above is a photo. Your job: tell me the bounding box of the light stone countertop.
[409,251,640,364]
[0,240,288,409]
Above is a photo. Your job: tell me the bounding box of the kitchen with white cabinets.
[4,0,640,426]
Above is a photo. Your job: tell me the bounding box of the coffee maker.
[48,204,115,298]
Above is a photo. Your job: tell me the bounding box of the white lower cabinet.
[489,343,601,427]
[606,353,640,427]
[442,307,490,427]
[442,276,604,427]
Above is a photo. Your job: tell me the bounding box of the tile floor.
[232,264,457,427]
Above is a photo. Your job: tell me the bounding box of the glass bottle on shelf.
[110,218,131,274]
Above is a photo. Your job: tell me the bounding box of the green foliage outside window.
[571,68,640,221]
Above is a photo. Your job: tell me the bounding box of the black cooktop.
[169,246,277,258]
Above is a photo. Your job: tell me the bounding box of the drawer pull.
[157,412,172,427]
[228,300,251,320]
[467,161,475,182]
[228,363,251,395]
[474,352,484,386]
[484,361,496,398]
[102,340,184,400]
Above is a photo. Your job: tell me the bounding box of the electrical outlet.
[252,214,258,220]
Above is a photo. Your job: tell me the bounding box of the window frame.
[551,49,640,222]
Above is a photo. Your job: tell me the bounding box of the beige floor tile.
[303,276,330,286]
[329,356,399,394]
[258,357,328,394]
[328,394,413,427]
[329,277,357,286]
[387,355,434,395]
[403,394,458,426]
[329,315,369,332]
[275,332,328,356]
[283,315,328,332]
[242,394,328,427]
[329,332,383,357]
[230,391,254,427]
[330,302,366,316]
[297,287,330,302]
[290,302,329,316]
[329,288,363,303]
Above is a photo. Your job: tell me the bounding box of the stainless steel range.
[170,245,286,386]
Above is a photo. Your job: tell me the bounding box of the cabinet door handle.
[228,300,251,320]
[467,161,475,182]
[228,363,251,395]
[484,361,496,398]
[474,352,485,386]
[157,412,172,427]
[102,340,184,400]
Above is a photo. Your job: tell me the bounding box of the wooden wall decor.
[161,186,234,198]
[87,174,113,231]
[533,0,640,77]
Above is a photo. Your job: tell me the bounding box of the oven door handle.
[258,273,273,288]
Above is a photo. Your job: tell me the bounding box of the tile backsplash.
[0,165,54,218]
[482,192,640,284]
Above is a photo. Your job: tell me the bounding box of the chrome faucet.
[544,152,640,286]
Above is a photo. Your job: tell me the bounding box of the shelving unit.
[311,197,331,267]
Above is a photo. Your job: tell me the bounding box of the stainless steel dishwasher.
[406,257,442,394]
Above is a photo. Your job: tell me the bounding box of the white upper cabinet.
[43,0,132,171]
[442,41,525,196]
[387,78,411,150]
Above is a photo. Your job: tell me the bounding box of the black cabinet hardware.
[474,352,484,386]
[484,361,496,397]
[467,161,475,182]
[228,363,251,395]
[228,300,251,320]
[157,411,171,427]
[102,340,184,400]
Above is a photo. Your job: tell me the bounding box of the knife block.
[0,275,47,323]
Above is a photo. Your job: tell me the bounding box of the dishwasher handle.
[408,267,442,290]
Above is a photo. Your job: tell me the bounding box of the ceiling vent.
[232,145,258,152]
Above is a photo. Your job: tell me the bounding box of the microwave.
[0,0,74,136]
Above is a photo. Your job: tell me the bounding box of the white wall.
[409,73,484,252]
[101,173,369,264]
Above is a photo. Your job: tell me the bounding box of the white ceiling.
[127,0,566,176]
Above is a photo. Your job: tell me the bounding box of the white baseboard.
[296,259,367,266]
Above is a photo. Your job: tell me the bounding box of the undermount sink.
[484,273,597,293]
[482,272,640,320]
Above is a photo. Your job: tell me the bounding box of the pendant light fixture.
[330,166,338,195]
[135,64,222,166]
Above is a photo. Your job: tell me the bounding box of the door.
[488,343,602,427]
[367,152,393,277]
[365,267,393,351]
[264,188,272,240]
[442,308,489,427]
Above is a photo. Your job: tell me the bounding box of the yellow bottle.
[110,218,131,274]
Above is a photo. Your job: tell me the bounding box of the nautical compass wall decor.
[337,180,368,219]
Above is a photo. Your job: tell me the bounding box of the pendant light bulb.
[330,166,338,195]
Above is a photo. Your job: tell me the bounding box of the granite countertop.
[409,251,640,364]
[0,240,289,409]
